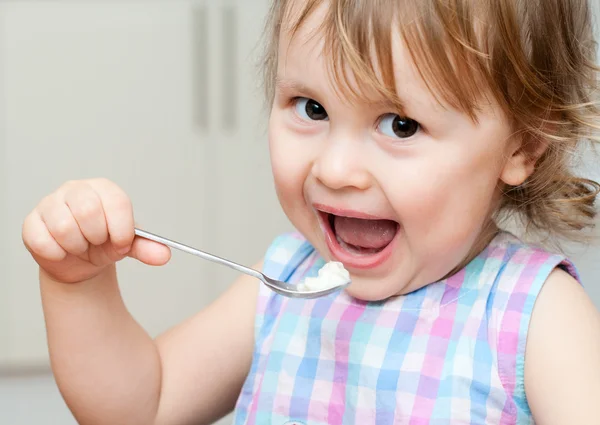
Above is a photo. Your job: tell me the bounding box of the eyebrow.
[275,77,407,113]
[275,78,320,100]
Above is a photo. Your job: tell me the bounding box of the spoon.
[134,228,349,299]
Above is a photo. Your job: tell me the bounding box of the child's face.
[268,5,525,301]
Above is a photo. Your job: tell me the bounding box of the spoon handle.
[134,228,264,281]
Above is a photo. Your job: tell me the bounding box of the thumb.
[127,237,171,266]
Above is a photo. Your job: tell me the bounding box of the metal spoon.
[134,228,349,299]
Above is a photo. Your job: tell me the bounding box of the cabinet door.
[0,0,289,367]
[0,0,207,365]
[198,0,293,289]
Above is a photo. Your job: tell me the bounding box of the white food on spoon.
[298,261,350,292]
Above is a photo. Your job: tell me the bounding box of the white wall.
[0,374,77,425]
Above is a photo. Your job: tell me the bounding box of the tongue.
[333,216,397,250]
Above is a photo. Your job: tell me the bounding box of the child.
[22,0,600,424]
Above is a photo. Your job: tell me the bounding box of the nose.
[311,136,372,191]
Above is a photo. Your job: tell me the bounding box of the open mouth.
[317,208,400,269]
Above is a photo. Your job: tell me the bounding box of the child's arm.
[41,266,259,425]
[152,269,260,424]
[525,268,600,424]
[25,179,259,425]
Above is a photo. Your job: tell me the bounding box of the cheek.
[385,147,502,232]
[268,115,310,212]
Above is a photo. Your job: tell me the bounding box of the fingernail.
[117,246,130,255]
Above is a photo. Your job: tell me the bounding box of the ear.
[500,134,549,186]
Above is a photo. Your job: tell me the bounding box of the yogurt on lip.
[299,261,351,292]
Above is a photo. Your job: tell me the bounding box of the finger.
[39,197,89,256]
[22,211,67,261]
[128,237,171,266]
[87,241,125,268]
[87,179,135,254]
[64,182,109,246]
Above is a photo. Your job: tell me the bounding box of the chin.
[343,275,409,302]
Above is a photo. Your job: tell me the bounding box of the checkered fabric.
[233,231,578,424]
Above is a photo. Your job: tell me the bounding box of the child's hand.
[22,178,170,284]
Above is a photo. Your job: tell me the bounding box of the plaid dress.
[233,231,578,424]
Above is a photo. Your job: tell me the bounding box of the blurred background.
[0,1,598,424]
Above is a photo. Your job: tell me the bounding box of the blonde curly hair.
[261,0,600,244]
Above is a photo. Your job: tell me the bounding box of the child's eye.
[294,98,329,121]
[377,114,420,139]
